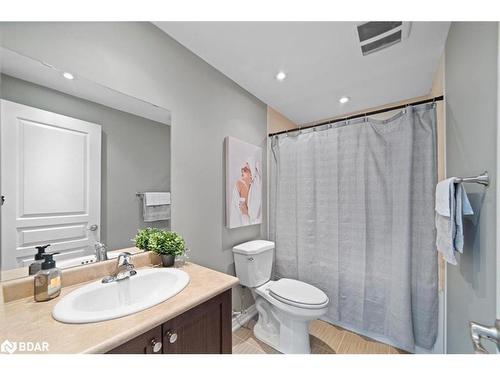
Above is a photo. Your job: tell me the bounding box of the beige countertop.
[0,262,239,353]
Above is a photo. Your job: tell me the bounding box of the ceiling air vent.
[357,22,411,56]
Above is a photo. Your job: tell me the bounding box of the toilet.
[232,240,329,354]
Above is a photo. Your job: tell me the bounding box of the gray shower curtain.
[270,104,438,352]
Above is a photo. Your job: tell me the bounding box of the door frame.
[496,22,500,330]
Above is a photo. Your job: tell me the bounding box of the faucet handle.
[95,242,106,250]
[117,252,132,264]
[94,242,108,261]
[101,275,115,284]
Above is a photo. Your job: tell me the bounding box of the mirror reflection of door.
[1,100,101,269]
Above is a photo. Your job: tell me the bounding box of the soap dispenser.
[34,252,62,302]
[28,244,51,276]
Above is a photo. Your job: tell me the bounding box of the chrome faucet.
[94,242,108,262]
[101,252,137,283]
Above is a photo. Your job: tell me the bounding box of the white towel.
[142,192,171,222]
[435,178,455,216]
[435,178,473,265]
[144,192,171,206]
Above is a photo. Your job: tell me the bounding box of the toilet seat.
[268,278,329,309]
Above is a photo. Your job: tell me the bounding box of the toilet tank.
[232,240,275,288]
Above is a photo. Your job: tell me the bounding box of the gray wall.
[0,74,171,252]
[445,22,498,353]
[0,22,267,310]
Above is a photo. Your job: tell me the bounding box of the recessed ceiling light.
[275,71,287,81]
[62,72,74,80]
[339,96,350,104]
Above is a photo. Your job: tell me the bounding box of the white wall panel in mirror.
[19,116,90,216]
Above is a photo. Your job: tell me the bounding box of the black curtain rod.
[268,95,444,137]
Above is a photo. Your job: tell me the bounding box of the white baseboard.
[232,304,257,332]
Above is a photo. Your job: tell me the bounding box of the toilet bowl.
[232,240,329,354]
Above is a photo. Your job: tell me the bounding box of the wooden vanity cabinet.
[108,325,163,354]
[162,288,232,354]
[108,289,232,354]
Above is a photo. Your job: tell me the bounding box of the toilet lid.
[268,279,329,308]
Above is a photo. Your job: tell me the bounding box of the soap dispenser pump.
[34,252,62,302]
[28,244,51,276]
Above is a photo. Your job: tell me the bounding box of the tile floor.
[232,318,406,354]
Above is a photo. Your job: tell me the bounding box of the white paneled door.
[1,100,101,269]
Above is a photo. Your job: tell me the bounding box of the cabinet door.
[163,289,232,354]
[108,325,163,354]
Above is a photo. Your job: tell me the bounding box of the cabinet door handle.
[151,338,162,353]
[166,330,178,344]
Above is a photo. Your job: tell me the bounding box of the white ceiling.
[0,47,171,125]
[155,22,450,125]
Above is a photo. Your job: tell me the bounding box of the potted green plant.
[148,230,186,267]
[133,227,160,251]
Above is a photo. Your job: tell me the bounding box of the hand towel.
[142,192,171,222]
[454,184,474,253]
[144,192,171,206]
[435,178,473,265]
[435,178,457,264]
[435,178,454,216]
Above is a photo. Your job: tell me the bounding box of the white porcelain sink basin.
[52,268,190,323]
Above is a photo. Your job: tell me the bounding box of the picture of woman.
[226,137,262,228]
[231,162,252,226]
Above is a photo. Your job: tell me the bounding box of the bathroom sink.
[52,268,190,323]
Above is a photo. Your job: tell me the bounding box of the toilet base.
[253,315,311,354]
[253,320,281,353]
[252,292,313,354]
[248,280,328,354]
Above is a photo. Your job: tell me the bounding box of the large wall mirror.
[0,47,172,281]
